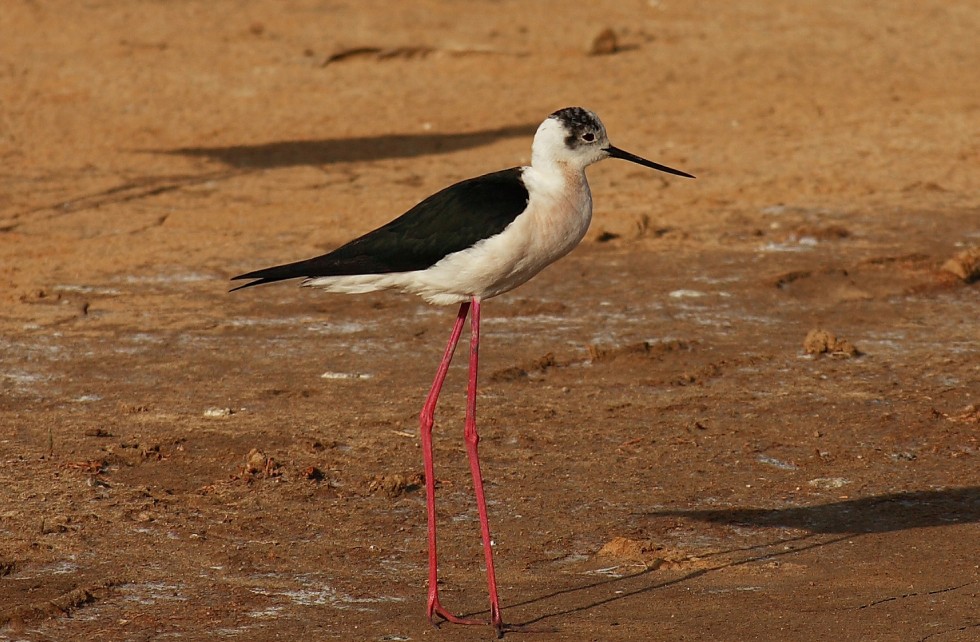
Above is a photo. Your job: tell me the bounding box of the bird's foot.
[428,602,486,628]
[429,603,530,638]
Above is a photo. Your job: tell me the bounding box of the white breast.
[304,165,594,305]
[397,164,593,304]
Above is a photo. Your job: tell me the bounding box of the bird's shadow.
[155,122,539,169]
[497,487,980,631]
[648,486,980,534]
[5,122,537,229]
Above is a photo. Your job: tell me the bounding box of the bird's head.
[532,106,694,179]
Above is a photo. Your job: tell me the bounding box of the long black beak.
[605,145,695,178]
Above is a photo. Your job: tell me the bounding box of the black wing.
[231,167,529,291]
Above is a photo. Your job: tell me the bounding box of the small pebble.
[941,246,980,283]
[589,28,619,55]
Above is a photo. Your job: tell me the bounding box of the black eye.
[582,132,595,142]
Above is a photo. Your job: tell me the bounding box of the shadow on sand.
[159,122,538,169]
[491,487,980,630]
[642,486,980,534]
[6,123,537,229]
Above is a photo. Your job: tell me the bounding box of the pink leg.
[420,301,482,627]
[464,297,505,635]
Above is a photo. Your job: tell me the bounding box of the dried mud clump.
[301,465,325,481]
[243,448,280,478]
[490,352,559,382]
[597,537,664,565]
[367,472,424,498]
[589,339,693,363]
[0,580,118,628]
[935,404,980,425]
[588,28,619,55]
[940,246,980,283]
[803,329,861,357]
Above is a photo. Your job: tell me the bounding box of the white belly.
[407,167,593,304]
[305,166,594,305]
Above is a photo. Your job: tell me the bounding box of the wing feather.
[231,167,528,291]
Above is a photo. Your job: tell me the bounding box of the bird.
[231,107,693,637]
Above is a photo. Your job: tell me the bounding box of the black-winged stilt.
[231,107,693,636]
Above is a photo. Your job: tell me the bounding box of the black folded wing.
[231,167,529,291]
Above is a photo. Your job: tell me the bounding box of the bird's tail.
[229,257,327,292]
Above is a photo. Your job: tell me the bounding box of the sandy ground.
[1,1,979,640]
